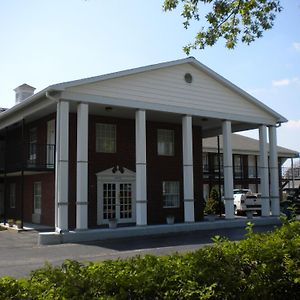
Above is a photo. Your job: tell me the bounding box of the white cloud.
[283,120,300,129]
[272,79,290,87]
[293,42,300,52]
[272,77,300,87]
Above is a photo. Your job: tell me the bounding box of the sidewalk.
[39,216,281,245]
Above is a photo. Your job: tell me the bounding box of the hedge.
[1,220,300,299]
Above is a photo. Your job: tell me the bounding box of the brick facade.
[1,113,204,228]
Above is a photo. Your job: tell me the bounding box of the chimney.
[14,84,36,104]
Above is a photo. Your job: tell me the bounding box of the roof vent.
[184,73,193,84]
[14,84,36,104]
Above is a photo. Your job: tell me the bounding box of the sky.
[1,0,300,162]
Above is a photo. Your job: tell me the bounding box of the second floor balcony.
[0,143,55,173]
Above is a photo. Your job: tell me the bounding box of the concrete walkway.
[39,216,281,245]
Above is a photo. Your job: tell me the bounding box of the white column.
[55,101,69,231]
[76,103,89,230]
[222,120,234,219]
[259,125,270,216]
[182,115,195,222]
[135,109,147,225]
[291,158,295,188]
[269,126,280,216]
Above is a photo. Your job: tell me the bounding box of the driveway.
[0,224,277,279]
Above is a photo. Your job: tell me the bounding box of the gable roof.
[0,57,287,128]
[50,57,286,123]
[203,134,299,158]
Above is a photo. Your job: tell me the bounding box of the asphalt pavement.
[0,224,278,278]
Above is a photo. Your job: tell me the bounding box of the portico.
[54,106,283,231]
[0,57,287,233]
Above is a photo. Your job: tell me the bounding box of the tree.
[163,0,282,54]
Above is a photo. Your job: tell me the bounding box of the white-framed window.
[96,123,116,153]
[34,182,42,214]
[29,127,37,162]
[162,181,180,208]
[9,183,16,209]
[157,129,174,156]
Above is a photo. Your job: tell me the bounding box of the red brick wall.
[87,115,136,228]
[2,113,204,228]
[23,173,55,226]
[2,172,54,226]
[84,116,203,227]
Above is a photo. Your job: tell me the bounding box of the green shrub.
[204,188,224,215]
[204,197,219,215]
[1,221,300,299]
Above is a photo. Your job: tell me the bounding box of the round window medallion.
[184,73,193,83]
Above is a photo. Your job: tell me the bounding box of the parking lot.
[0,223,278,278]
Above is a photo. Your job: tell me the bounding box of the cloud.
[283,120,300,129]
[272,79,290,87]
[293,42,300,52]
[272,77,300,87]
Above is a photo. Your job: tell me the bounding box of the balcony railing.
[0,143,55,173]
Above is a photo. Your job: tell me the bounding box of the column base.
[136,201,147,226]
[224,198,235,219]
[184,199,195,223]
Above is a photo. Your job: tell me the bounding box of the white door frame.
[96,167,136,225]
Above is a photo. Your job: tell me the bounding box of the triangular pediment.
[96,166,135,180]
[65,59,283,125]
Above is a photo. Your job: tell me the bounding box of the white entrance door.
[96,167,136,225]
[101,182,134,223]
[47,119,55,168]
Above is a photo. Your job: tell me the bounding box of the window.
[202,153,209,173]
[213,154,223,175]
[157,129,174,156]
[9,183,16,209]
[248,155,256,178]
[234,155,243,178]
[34,182,42,214]
[29,127,37,162]
[162,181,180,208]
[96,123,116,153]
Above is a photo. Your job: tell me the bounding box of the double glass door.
[101,182,134,223]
